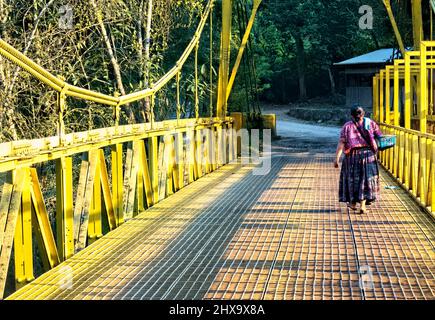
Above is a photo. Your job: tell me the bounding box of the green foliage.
[250,0,410,103]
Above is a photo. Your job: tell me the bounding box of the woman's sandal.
[359,208,367,214]
[347,203,357,210]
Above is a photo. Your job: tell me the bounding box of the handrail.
[373,40,435,216]
[381,122,435,140]
[378,123,435,218]
[0,116,234,173]
[0,0,214,107]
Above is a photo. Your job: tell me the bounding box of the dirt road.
[263,105,341,153]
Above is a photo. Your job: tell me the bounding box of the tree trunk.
[89,0,135,123]
[370,30,380,50]
[137,1,144,64]
[135,0,147,122]
[8,0,55,95]
[0,0,7,109]
[0,0,12,140]
[143,0,153,122]
[328,66,336,95]
[293,32,307,101]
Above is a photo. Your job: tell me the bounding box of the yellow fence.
[379,124,435,217]
[374,41,435,218]
[373,41,435,132]
[0,116,237,298]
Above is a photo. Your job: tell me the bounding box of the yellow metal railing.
[379,124,435,213]
[374,41,435,217]
[0,0,263,298]
[373,42,435,131]
[0,117,238,297]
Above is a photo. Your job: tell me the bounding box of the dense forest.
[0,0,431,141]
[251,0,427,103]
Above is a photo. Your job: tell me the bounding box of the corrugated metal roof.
[334,48,395,66]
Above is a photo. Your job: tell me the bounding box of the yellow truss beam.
[217,0,232,118]
[0,168,26,299]
[411,0,423,49]
[383,0,406,55]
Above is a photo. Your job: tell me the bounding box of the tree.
[253,0,399,103]
[0,0,204,141]
[265,0,321,101]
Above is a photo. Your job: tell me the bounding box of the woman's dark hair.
[351,105,365,121]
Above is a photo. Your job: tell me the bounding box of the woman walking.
[334,106,383,214]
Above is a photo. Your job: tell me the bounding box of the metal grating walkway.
[7,151,435,300]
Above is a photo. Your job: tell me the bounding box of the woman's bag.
[376,135,396,151]
[354,119,396,152]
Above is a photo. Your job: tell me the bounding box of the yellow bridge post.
[196,129,204,179]
[393,60,401,126]
[383,0,406,55]
[176,132,185,190]
[404,52,412,129]
[176,72,181,122]
[88,149,102,244]
[111,144,124,226]
[379,70,385,123]
[209,4,214,118]
[14,168,34,289]
[165,135,175,196]
[217,0,232,118]
[149,137,159,204]
[373,75,379,122]
[419,137,427,205]
[30,168,60,271]
[188,129,197,183]
[385,66,392,124]
[398,130,405,182]
[56,157,74,261]
[226,0,262,103]
[411,0,424,50]
[420,42,428,133]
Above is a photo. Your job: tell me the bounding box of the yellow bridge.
[0,0,434,300]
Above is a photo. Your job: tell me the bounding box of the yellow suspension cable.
[431,4,434,115]
[177,72,181,121]
[151,94,155,128]
[210,5,213,118]
[195,43,199,119]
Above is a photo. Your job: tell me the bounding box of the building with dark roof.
[334,48,400,110]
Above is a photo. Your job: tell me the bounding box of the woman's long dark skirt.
[339,148,380,203]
